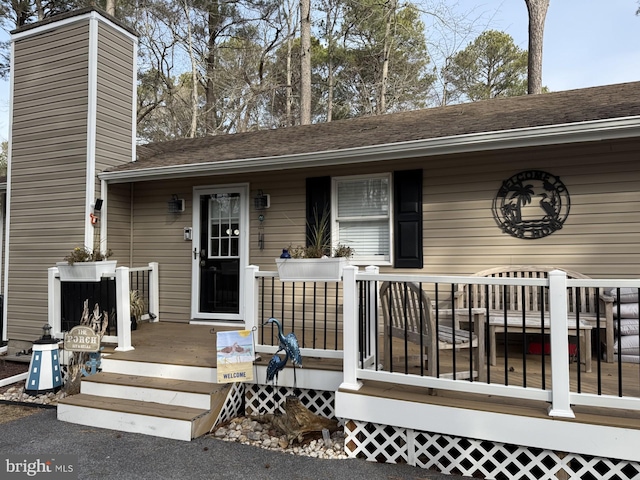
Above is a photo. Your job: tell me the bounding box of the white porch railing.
[245,266,344,360]
[345,266,640,418]
[246,264,640,419]
[48,262,159,352]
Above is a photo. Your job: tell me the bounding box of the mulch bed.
[0,358,30,394]
[0,358,40,424]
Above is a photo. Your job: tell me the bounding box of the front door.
[192,185,248,322]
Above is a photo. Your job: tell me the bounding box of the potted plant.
[129,289,146,331]
[56,246,117,282]
[275,209,354,282]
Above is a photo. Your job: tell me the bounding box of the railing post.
[48,267,62,338]
[547,269,574,418]
[340,265,362,391]
[115,266,134,352]
[148,262,159,322]
[244,265,259,333]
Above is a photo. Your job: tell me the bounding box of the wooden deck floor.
[105,321,640,430]
[106,321,227,367]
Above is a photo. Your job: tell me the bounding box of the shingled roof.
[106,82,640,177]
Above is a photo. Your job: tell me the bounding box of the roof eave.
[100,116,640,184]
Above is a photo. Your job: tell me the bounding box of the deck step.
[80,372,221,409]
[100,357,216,382]
[57,394,216,441]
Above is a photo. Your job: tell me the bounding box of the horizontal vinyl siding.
[105,183,132,265]
[94,22,135,203]
[8,19,91,340]
[130,175,258,322]
[114,138,640,327]
[131,179,197,322]
[420,140,640,278]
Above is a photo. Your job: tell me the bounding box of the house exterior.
[5,8,640,478]
[98,82,640,330]
[3,7,640,349]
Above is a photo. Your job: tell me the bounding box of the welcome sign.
[64,326,100,353]
[216,330,255,383]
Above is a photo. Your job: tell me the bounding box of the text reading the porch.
[64,326,100,352]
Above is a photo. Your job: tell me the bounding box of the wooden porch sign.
[216,330,255,383]
[64,325,101,352]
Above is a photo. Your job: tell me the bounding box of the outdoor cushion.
[613,303,639,318]
[606,288,639,304]
[618,319,640,336]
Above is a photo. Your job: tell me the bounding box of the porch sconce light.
[94,198,103,212]
[254,190,270,210]
[168,194,185,214]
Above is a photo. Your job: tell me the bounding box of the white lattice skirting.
[213,382,245,428]
[345,420,640,480]
[245,384,336,418]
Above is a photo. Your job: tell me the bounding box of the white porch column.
[340,265,362,391]
[547,269,574,418]
[47,267,62,338]
[244,265,259,332]
[148,262,159,322]
[115,266,134,351]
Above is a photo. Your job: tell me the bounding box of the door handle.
[193,248,198,260]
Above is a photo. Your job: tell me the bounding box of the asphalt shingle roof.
[111,82,640,173]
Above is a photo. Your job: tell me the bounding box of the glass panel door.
[193,186,247,320]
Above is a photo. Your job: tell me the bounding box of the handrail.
[249,266,640,417]
[48,262,160,352]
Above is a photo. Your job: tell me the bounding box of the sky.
[0,1,638,141]
[465,0,640,91]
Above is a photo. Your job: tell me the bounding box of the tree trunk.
[205,6,222,134]
[326,9,334,122]
[182,1,198,138]
[525,0,549,95]
[379,0,396,114]
[299,0,311,125]
[266,396,339,445]
[105,0,116,17]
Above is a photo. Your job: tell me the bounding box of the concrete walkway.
[0,408,462,479]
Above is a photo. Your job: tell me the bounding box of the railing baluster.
[540,286,546,390]
[485,283,490,384]
[522,284,527,388]
[503,285,509,386]
[323,283,328,350]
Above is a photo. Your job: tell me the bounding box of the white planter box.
[275,257,347,282]
[56,260,117,282]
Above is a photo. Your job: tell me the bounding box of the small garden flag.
[216,330,255,383]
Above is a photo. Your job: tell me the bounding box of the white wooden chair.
[380,281,480,379]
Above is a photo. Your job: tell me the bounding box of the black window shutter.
[394,169,423,268]
[306,176,331,250]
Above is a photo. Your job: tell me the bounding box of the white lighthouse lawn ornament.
[25,324,62,394]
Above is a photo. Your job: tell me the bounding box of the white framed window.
[332,173,392,264]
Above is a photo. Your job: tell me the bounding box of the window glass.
[209,193,240,258]
[334,175,391,263]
